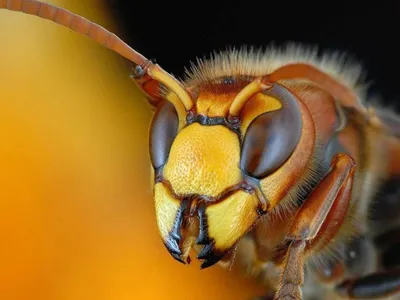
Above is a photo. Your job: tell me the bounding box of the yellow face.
[149,78,302,268]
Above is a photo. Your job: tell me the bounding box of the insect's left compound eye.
[149,100,180,170]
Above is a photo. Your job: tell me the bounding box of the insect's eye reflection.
[149,101,179,170]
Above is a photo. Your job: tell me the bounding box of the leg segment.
[333,226,400,299]
[335,268,400,298]
[274,153,356,300]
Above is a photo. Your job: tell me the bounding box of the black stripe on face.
[185,113,241,136]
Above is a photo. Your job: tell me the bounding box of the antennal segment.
[1,0,147,65]
[0,0,194,111]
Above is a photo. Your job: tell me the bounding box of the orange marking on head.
[195,92,234,117]
[240,93,282,134]
[194,84,283,120]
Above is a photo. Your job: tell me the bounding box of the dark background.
[104,1,399,110]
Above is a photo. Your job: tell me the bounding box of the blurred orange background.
[0,1,264,299]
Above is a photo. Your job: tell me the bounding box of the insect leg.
[334,227,400,299]
[274,153,356,300]
[335,268,400,298]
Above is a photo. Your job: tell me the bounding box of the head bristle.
[184,43,369,105]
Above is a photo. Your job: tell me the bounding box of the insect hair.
[184,43,369,98]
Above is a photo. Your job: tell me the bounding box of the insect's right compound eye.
[240,84,303,179]
[149,100,180,170]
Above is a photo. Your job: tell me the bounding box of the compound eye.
[149,100,179,169]
[240,84,303,179]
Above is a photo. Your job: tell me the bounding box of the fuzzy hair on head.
[184,43,370,103]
